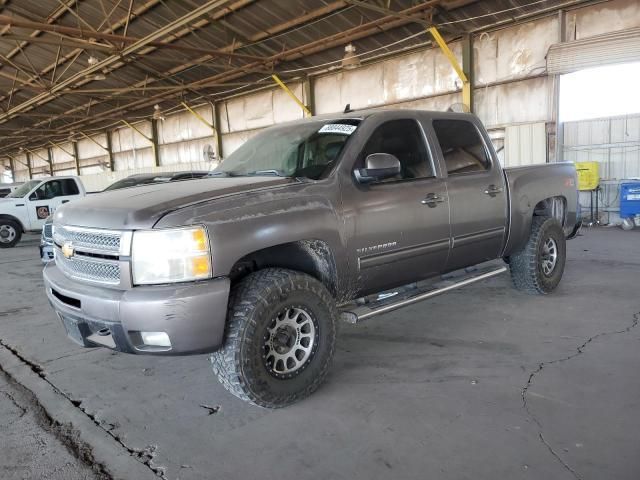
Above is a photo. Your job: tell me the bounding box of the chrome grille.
[53,225,128,286]
[54,225,120,253]
[55,248,121,285]
[43,223,53,240]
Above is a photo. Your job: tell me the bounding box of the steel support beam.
[46,147,54,176]
[8,156,15,182]
[212,102,224,161]
[461,34,474,113]
[303,77,315,116]
[26,151,32,179]
[150,120,161,167]
[72,140,80,175]
[105,131,115,172]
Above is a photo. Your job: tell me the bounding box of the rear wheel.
[0,219,21,248]
[510,216,566,294]
[210,268,337,408]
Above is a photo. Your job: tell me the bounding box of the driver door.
[26,179,80,230]
[342,118,451,296]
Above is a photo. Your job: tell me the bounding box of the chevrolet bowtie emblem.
[61,241,75,259]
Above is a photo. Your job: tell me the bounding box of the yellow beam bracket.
[181,102,216,133]
[428,26,471,112]
[48,140,74,157]
[23,147,49,164]
[78,131,109,152]
[121,120,153,144]
[272,74,312,117]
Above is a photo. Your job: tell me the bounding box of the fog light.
[140,331,171,347]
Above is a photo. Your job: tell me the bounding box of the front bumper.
[43,262,230,355]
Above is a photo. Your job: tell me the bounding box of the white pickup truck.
[0,176,86,248]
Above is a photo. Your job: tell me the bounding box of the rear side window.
[432,119,490,175]
[61,179,80,195]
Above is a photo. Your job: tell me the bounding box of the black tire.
[510,216,566,295]
[0,219,22,248]
[210,268,337,408]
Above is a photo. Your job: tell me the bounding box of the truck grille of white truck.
[53,225,129,286]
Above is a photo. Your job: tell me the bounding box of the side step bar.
[340,265,507,324]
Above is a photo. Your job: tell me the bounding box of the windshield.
[6,180,40,198]
[213,119,360,180]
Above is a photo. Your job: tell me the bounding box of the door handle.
[484,185,503,197]
[421,193,445,207]
[62,200,69,204]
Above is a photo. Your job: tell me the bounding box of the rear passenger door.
[428,117,508,271]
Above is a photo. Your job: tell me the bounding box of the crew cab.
[0,176,85,248]
[43,110,579,408]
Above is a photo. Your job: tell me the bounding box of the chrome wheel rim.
[541,237,558,276]
[263,306,317,378]
[0,224,16,243]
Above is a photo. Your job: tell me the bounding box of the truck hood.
[54,176,293,230]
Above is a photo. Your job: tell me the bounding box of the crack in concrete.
[0,338,168,479]
[521,311,640,480]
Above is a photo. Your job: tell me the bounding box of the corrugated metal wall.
[563,113,640,223]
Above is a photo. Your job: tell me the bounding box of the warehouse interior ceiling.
[559,61,640,122]
[0,0,597,160]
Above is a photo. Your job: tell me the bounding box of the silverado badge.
[61,241,75,259]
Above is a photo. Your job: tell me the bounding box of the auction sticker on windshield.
[318,124,357,135]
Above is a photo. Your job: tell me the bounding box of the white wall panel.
[158,106,214,144]
[563,114,640,180]
[475,16,556,85]
[112,122,152,153]
[505,122,547,167]
[571,0,640,40]
[475,76,553,128]
[77,134,108,159]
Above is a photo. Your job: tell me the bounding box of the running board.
[339,265,507,324]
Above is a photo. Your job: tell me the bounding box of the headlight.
[131,226,212,285]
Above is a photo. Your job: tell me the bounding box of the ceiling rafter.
[2,0,353,139]
[0,1,438,155]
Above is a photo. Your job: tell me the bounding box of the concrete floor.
[0,372,100,480]
[0,228,638,480]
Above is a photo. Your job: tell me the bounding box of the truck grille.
[55,250,121,285]
[43,223,53,240]
[54,225,121,253]
[53,225,128,286]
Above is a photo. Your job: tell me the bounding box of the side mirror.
[355,153,401,183]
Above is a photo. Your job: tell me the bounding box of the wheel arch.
[228,239,339,298]
[0,214,25,232]
[503,195,568,257]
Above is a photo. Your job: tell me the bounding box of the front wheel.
[210,268,337,408]
[0,219,21,248]
[509,216,566,294]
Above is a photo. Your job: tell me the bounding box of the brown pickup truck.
[44,109,579,407]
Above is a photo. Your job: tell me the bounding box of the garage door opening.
[559,62,640,122]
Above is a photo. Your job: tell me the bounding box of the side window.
[432,119,490,175]
[359,119,433,182]
[30,179,78,200]
[60,179,80,196]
